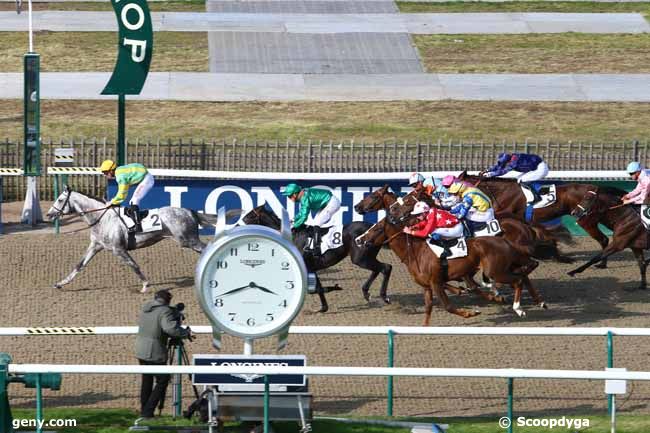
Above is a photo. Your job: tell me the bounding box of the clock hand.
[249,282,278,296]
[217,284,253,297]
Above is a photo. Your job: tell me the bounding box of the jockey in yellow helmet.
[447,181,495,224]
[99,160,155,232]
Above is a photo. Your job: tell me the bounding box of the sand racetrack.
[1,202,650,418]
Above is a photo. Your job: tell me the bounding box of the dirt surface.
[2,201,650,419]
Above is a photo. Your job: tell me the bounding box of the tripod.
[160,339,200,419]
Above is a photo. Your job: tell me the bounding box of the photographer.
[135,289,191,419]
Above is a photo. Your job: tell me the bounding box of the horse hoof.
[363,292,371,302]
[515,309,527,318]
[539,302,548,310]
[141,284,150,294]
[333,284,343,291]
[595,262,608,269]
[567,271,577,277]
[53,283,62,289]
[383,296,391,305]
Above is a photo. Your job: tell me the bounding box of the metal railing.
[0,138,648,200]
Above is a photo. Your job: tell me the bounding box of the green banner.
[101,0,153,95]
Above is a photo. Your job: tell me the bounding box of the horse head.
[571,189,600,220]
[242,204,281,229]
[388,190,423,225]
[355,219,387,248]
[354,184,394,214]
[46,185,74,221]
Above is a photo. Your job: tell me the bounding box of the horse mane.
[72,189,108,204]
[597,186,627,198]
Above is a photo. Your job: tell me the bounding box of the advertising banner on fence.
[108,178,635,235]
[109,179,409,232]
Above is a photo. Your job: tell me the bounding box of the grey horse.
[46,185,219,293]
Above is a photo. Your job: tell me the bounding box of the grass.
[398,1,650,13]
[414,33,650,73]
[1,100,649,143]
[0,32,208,72]
[0,0,206,12]
[10,409,650,433]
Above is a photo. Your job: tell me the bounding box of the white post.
[27,0,33,52]
[21,176,42,225]
[243,338,254,356]
[611,395,616,433]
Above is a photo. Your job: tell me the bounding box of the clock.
[195,222,311,346]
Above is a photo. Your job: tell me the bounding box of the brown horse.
[358,214,544,323]
[458,173,614,267]
[355,185,557,316]
[568,187,650,290]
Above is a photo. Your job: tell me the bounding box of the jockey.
[438,175,460,209]
[282,183,341,255]
[100,160,154,232]
[483,152,549,183]
[622,162,650,206]
[408,172,435,198]
[403,201,463,242]
[447,180,495,226]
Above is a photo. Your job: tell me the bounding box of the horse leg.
[629,248,647,291]
[423,288,434,326]
[54,243,103,289]
[113,249,151,293]
[314,274,328,313]
[432,281,480,320]
[580,222,610,268]
[378,263,392,304]
[511,280,525,317]
[350,249,392,304]
[567,245,619,277]
[522,276,547,310]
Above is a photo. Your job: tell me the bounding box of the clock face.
[197,230,306,338]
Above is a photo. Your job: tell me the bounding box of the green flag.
[102,0,153,95]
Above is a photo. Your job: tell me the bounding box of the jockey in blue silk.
[483,152,549,203]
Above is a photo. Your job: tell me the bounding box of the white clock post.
[195,208,316,432]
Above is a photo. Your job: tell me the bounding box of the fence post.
[53,175,60,235]
[36,374,43,433]
[387,329,395,417]
[175,345,182,418]
[507,378,514,433]
[0,177,3,235]
[607,331,614,416]
[263,375,270,433]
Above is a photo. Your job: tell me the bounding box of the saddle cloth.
[521,184,557,209]
[307,224,345,254]
[641,205,650,230]
[472,219,502,237]
[428,237,468,259]
[119,208,163,233]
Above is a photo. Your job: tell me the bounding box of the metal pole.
[0,177,3,235]
[27,0,33,52]
[507,378,513,433]
[175,345,182,418]
[117,94,126,166]
[608,331,614,416]
[35,374,42,433]
[387,329,394,417]
[53,175,59,234]
[611,394,616,433]
[263,375,270,433]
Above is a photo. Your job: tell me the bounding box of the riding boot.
[130,204,143,233]
[310,230,321,256]
[523,183,542,204]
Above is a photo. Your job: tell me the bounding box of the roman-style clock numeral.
[216,261,228,269]
[230,248,238,256]
[248,242,260,251]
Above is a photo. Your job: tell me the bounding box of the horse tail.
[194,212,219,227]
[530,239,563,261]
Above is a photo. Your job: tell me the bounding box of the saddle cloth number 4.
[428,237,469,259]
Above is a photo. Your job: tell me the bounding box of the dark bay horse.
[242,204,392,312]
[568,187,650,290]
[459,173,615,267]
[358,213,544,323]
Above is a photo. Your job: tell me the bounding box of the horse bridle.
[572,189,598,219]
[50,189,73,219]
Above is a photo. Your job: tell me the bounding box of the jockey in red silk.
[403,201,463,241]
